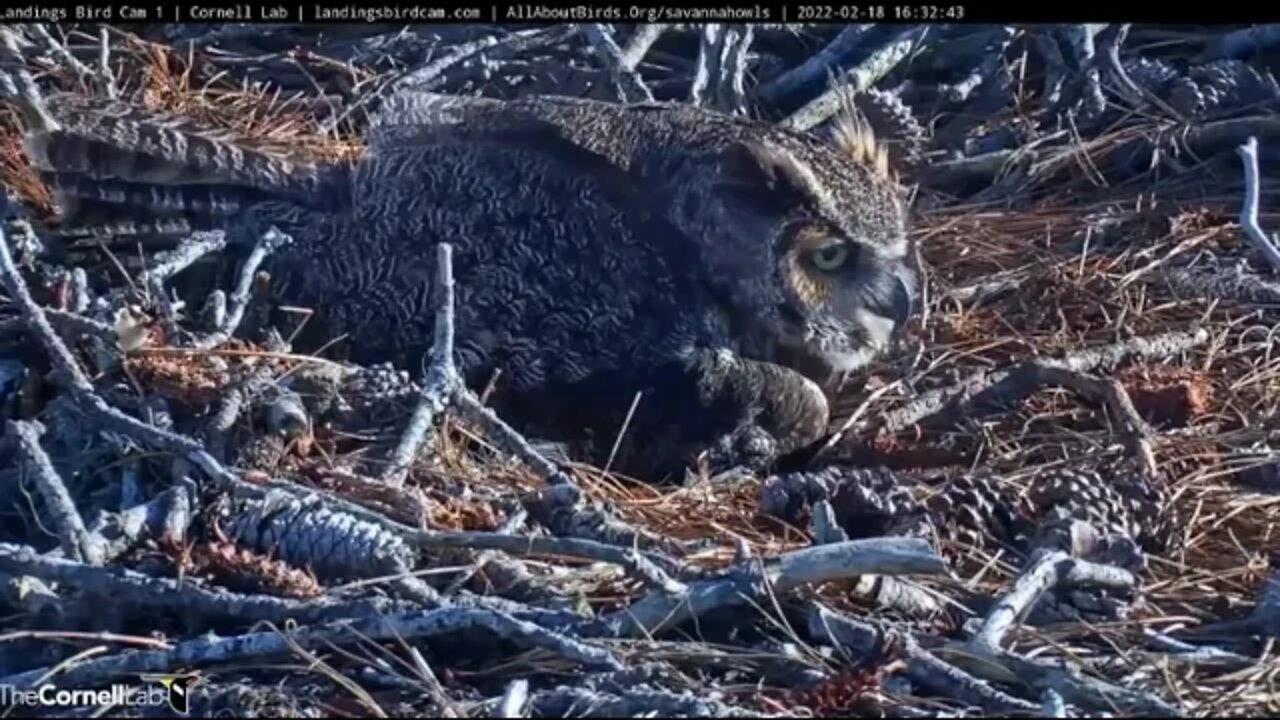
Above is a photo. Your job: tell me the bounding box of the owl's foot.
[699,423,779,480]
[682,349,831,479]
[524,349,831,483]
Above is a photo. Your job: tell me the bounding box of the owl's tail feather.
[44,173,259,218]
[43,174,258,244]
[9,91,349,242]
[24,93,344,200]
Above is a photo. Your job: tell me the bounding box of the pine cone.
[852,88,927,168]
[226,491,417,582]
[1121,57,1180,96]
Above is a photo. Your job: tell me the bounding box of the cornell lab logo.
[140,674,200,714]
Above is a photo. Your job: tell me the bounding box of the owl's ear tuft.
[830,90,892,181]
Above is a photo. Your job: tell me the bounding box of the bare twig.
[420,530,683,580]
[522,482,688,556]
[869,329,1209,437]
[806,601,886,659]
[26,25,113,98]
[203,362,278,461]
[1031,29,1068,107]
[7,420,101,565]
[2,607,622,690]
[1041,689,1067,718]
[326,26,577,133]
[86,481,195,564]
[0,308,117,343]
[496,678,530,718]
[941,26,1016,103]
[0,207,458,562]
[903,635,1041,714]
[1142,629,1256,670]
[757,24,873,105]
[688,24,754,115]
[1234,136,1280,272]
[583,25,654,103]
[0,197,99,395]
[0,31,57,132]
[382,243,461,485]
[936,645,1182,716]
[529,686,755,717]
[454,392,575,486]
[96,28,117,98]
[194,227,292,350]
[618,24,669,70]
[811,499,849,545]
[146,274,183,345]
[915,148,1032,193]
[1161,264,1280,304]
[781,25,928,131]
[969,549,1071,655]
[1059,24,1107,120]
[0,541,416,628]
[852,574,947,620]
[144,231,229,282]
[593,536,946,637]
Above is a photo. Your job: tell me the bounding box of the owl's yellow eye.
[810,244,850,271]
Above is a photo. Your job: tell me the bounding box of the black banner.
[0,0,1274,25]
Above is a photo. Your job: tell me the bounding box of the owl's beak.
[867,271,914,329]
[890,274,914,327]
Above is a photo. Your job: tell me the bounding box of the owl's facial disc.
[778,226,916,375]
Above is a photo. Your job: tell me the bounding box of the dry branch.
[866,329,1210,438]
[757,24,872,105]
[529,685,754,717]
[903,636,1041,714]
[781,25,927,131]
[497,678,530,718]
[7,419,101,565]
[2,606,622,691]
[618,24,669,70]
[381,242,461,485]
[968,549,1071,655]
[144,231,230,282]
[583,25,654,103]
[26,25,115,98]
[0,541,415,627]
[193,227,291,350]
[690,24,754,115]
[1234,136,1280,272]
[0,308,118,344]
[328,26,578,132]
[593,536,945,637]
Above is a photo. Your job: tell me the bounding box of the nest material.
[0,22,1278,718]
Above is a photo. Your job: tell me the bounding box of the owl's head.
[691,110,915,377]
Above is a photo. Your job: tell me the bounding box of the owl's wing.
[365,91,500,148]
[365,91,674,154]
[360,103,655,218]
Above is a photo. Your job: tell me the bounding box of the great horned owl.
[14,89,914,480]
[369,92,916,375]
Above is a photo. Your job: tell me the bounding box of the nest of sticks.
[0,21,1278,718]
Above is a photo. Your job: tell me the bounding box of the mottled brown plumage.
[371,92,916,374]
[18,90,915,480]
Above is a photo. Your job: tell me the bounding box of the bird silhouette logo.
[140,674,200,714]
